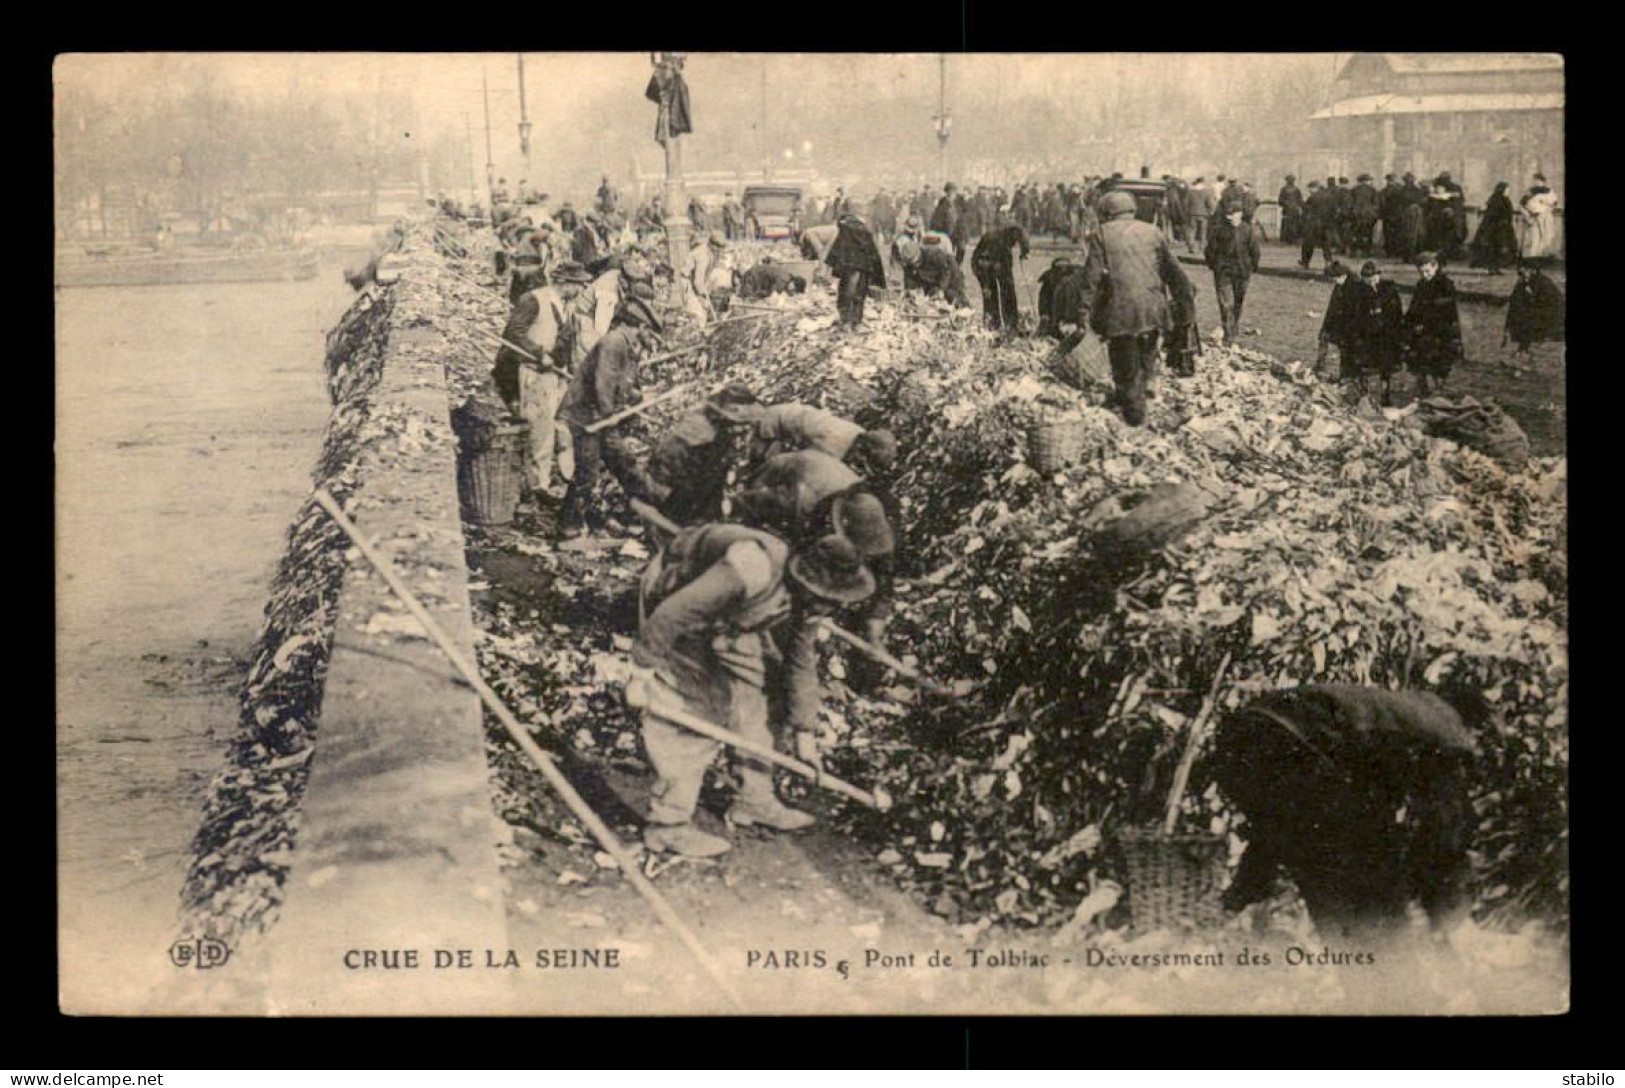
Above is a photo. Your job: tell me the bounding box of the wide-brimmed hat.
[830,491,895,558]
[849,429,898,471]
[704,382,764,423]
[788,535,876,604]
[551,260,592,284]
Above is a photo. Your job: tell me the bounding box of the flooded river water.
[56,267,353,1011]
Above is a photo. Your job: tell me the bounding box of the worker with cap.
[495,259,596,502]
[737,255,809,300]
[971,208,1032,331]
[1080,189,1194,426]
[507,225,550,305]
[626,529,876,856]
[556,283,665,538]
[1212,684,1485,941]
[895,237,971,308]
[688,229,735,321]
[826,213,887,328]
[732,448,900,647]
[647,383,767,527]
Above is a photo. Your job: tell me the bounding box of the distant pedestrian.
[1470,182,1519,274]
[1204,200,1261,346]
[1299,181,1338,269]
[1519,174,1561,263]
[971,211,1031,331]
[1315,260,1357,380]
[1351,174,1380,258]
[1187,177,1213,249]
[1503,260,1565,368]
[1278,175,1305,245]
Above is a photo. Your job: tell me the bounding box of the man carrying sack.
[495,259,594,503]
[626,528,877,857]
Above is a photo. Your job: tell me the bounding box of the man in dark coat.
[1081,191,1194,426]
[1212,684,1482,941]
[1470,182,1519,274]
[1315,260,1357,380]
[929,183,958,236]
[1396,174,1427,264]
[1299,181,1339,269]
[1504,261,1565,365]
[1333,177,1355,254]
[825,213,887,327]
[1036,257,1089,336]
[556,290,665,537]
[971,213,1031,331]
[1278,175,1305,245]
[1351,174,1381,258]
[737,256,808,299]
[1203,200,1261,346]
[1403,252,1464,396]
[1344,260,1406,403]
[1379,174,1406,258]
[896,238,970,307]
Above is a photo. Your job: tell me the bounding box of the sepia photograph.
[54,51,1568,1017]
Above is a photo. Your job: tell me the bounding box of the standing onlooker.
[1204,199,1261,346]
[1519,173,1561,263]
[826,213,887,328]
[1080,191,1194,426]
[1470,182,1519,274]
[1299,181,1338,269]
[1379,174,1406,258]
[1278,175,1305,245]
[1403,251,1464,397]
[1344,260,1405,404]
[1503,260,1565,368]
[1315,260,1356,380]
[1187,177,1213,250]
[1351,174,1381,258]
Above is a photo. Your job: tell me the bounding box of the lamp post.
[653,52,691,308]
[933,54,952,186]
[517,53,533,182]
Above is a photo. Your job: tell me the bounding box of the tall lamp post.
[481,67,496,205]
[517,53,533,184]
[933,54,952,186]
[651,52,691,309]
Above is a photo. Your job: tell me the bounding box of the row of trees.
[55,59,435,238]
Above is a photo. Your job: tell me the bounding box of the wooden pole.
[1161,651,1233,835]
[311,488,744,1010]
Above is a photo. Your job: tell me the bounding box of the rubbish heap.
[453,256,1567,936]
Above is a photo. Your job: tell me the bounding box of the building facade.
[1308,53,1564,202]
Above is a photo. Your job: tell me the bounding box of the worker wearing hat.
[628,529,875,856]
[1081,190,1194,426]
[647,383,767,527]
[686,228,735,322]
[1350,173,1381,259]
[555,282,664,538]
[496,259,596,502]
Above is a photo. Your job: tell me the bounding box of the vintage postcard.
[55,51,1567,1016]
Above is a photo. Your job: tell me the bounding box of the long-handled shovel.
[311,488,744,1010]
[625,687,887,811]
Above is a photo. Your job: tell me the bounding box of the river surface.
[56,268,352,1012]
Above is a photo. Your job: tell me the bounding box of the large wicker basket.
[1117,827,1229,932]
[1028,417,1090,473]
[457,422,528,526]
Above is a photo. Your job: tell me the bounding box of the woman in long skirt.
[1519,174,1561,263]
[1470,182,1520,274]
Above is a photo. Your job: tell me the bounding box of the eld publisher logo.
[169,937,231,970]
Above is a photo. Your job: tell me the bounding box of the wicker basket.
[1028,417,1090,473]
[457,423,528,525]
[1117,827,1229,932]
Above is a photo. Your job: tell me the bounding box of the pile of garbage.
[634,289,1568,934]
[444,252,1565,936]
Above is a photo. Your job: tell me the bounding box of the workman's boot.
[728,797,816,832]
[643,822,732,858]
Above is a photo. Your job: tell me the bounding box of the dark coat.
[1212,685,1476,933]
[557,319,649,428]
[1346,278,1406,372]
[912,245,970,305]
[1470,193,1520,269]
[1037,260,1089,327]
[825,217,887,284]
[1081,215,1191,338]
[644,65,694,141]
[1320,278,1358,347]
[1277,184,1305,213]
[737,263,807,299]
[1403,273,1464,373]
[971,224,1031,271]
[1203,216,1260,281]
[1505,269,1565,346]
[928,196,957,235]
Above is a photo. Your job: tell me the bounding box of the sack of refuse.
[1415,394,1530,471]
[1082,480,1221,559]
